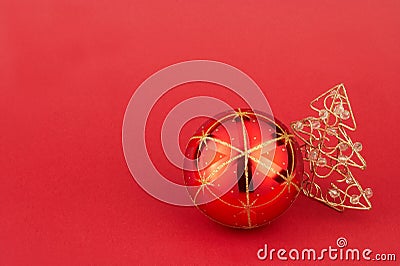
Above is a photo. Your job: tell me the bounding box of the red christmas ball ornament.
[183,109,303,229]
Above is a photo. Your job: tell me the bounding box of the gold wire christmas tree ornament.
[291,84,373,211]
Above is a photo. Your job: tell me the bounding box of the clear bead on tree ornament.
[353,142,363,152]
[364,188,373,198]
[328,188,340,198]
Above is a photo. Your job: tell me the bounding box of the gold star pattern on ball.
[183,109,303,228]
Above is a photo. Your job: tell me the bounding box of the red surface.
[1,0,399,265]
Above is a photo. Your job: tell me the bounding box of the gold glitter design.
[187,110,299,228]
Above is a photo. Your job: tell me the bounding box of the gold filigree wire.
[291,84,372,211]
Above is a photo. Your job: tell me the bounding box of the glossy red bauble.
[183,109,303,229]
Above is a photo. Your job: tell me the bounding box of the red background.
[1,0,399,265]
